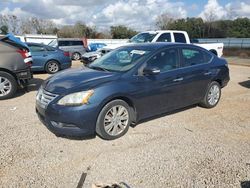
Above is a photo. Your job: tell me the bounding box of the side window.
[181,48,211,67]
[45,46,56,51]
[58,41,69,46]
[174,33,186,43]
[29,45,46,52]
[156,33,171,42]
[71,41,83,46]
[147,48,179,72]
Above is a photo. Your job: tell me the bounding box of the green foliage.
[110,25,138,39]
[0,25,8,34]
[157,16,250,39]
[57,21,97,38]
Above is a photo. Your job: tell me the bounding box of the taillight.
[17,49,32,67]
[17,49,28,58]
[64,52,70,57]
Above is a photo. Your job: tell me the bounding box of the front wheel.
[0,71,17,100]
[200,81,221,108]
[96,100,132,140]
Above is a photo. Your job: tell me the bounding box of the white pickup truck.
[128,30,224,57]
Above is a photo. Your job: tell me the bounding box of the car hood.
[43,66,119,94]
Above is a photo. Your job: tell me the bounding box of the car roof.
[26,42,45,46]
[118,42,196,50]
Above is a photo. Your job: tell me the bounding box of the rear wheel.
[72,52,81,60]
[0,71,17,100]
[200,81,221,108]
[45,60,60,74]
[96,100,132,140]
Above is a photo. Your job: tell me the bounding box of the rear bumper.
[14,67,33,80]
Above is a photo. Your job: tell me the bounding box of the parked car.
[81,47,113,64]
[87,43,107,52]
[36,43,230,140]
[26,42,72,74]
[0,34,32,99]
[48,38,86,60]
[128,30,224,57]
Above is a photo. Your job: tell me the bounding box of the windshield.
[88,47,152,72]
[129,32,158,43]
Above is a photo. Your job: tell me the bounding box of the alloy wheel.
[104,105,129,136]
[0,76,12,97]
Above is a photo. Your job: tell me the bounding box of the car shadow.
[241,181,250,188]
[131,104,197,128]
[14,78,44,98]
[239,79,250,89]
[27,77,44,91]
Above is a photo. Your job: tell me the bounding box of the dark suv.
[0,34,33,99]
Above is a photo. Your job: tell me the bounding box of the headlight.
[57,90,94,106]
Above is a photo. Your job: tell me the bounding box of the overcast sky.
[1,0,250,31]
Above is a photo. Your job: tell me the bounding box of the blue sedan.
[36,43,230,140]
[27,42,72,74]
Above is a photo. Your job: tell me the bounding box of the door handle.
[173,77,183,82]
[204,71,212,76]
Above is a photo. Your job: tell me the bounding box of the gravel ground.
[0,61,250,188]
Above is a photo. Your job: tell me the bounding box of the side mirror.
[143,67,160,75]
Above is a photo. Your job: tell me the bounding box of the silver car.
[49,38,87,60]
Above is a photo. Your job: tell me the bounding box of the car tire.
[72,52,81,60]
[45,60,60,74]
[0,71,17,100]
[200,81,221,108]
[96,99,132,140]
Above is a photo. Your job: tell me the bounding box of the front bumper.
[36,99,98,137]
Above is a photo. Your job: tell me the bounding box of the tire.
[0,71,17,100]
[96,99,132,140]
[200,81,221,108]
[72,52,81,60]
[45,60,60,74]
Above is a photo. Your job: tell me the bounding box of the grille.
[36,88,58,109]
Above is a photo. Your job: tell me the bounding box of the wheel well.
[105,96,137,123]
[213,79,222,87]
[209,49,218,56]
[0,68,17,81]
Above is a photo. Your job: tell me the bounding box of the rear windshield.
[1,38,29,51]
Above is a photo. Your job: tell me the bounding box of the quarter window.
[181,48,212,67]
[147,48,179,72]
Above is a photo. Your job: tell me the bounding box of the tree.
[110,25,137,39]
[155,13,175,30]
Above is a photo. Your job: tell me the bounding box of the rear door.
[178,47,214,105]
[29,44,49,70]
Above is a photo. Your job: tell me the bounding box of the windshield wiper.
[88,66,110,72]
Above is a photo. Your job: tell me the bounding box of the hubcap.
[104,105,129,136]
[0,76,12,97]
[48,62,59,73]
[73,53,80,60]
[208,85,220,106]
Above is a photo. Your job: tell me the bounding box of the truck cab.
[129,30,223,57]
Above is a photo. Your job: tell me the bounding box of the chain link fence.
[196,38,250,49]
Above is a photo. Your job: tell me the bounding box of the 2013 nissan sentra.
[36,43,230,140]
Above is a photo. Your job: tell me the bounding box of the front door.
[134,47,186,119]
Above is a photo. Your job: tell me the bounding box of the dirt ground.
[0,61,250,188]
